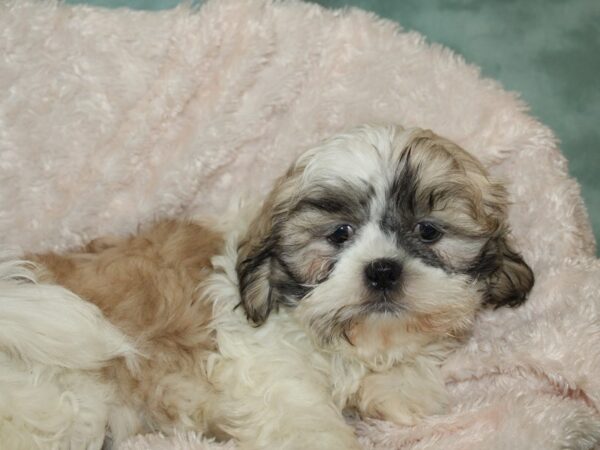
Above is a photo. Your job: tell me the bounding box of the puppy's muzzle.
[364,258,402,291]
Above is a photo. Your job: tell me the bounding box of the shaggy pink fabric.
[1,0,599,448]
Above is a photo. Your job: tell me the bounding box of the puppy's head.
[236,126,533,349]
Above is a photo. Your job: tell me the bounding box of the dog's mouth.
[362,293,404,315]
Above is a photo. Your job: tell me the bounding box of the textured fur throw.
[1,0,599,449]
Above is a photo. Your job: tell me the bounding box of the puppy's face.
[237,126,533,350]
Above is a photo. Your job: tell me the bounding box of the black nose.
[364,259,402,290]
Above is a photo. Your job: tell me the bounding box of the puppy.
[0,125,534,450]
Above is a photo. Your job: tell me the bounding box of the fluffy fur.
[1,126,534,449]
[0,254,138,449]
[1,1,599,449]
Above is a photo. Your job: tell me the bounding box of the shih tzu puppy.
[0,125,534,450]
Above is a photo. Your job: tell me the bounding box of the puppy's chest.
[212,308,372,408]
[345,316,433,365]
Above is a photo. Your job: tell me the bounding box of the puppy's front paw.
[358,368,449,426]
[368,391,448,426]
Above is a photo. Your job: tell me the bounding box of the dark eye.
[328,224,354,245]
[415,222,443,243]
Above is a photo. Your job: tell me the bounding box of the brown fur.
[29,219,226,437]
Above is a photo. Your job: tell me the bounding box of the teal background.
[65,0,600,253]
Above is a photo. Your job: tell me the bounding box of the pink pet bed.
[1,0,599,448]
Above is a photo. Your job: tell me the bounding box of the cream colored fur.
[0,256,138,450]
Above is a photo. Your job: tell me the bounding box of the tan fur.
[29,220,225,437]
[399,129,508,237]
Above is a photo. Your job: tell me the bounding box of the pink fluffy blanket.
[1,0,599,448]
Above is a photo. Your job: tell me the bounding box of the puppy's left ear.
[482,236,534,308]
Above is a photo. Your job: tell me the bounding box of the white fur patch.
[0,254,139,450]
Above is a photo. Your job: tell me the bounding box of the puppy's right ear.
[236,174,294,326]
[237,153,311,325]
[237,223,276,326]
